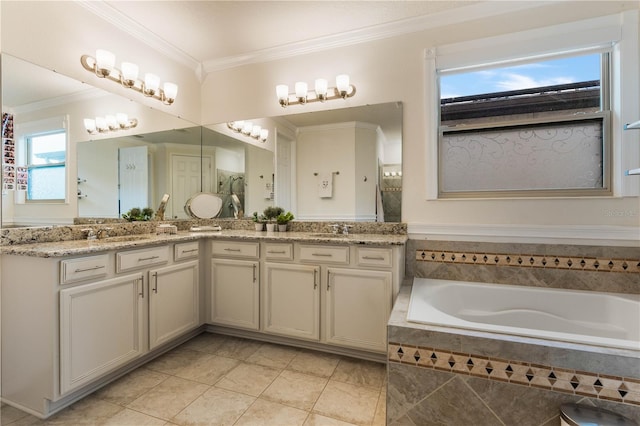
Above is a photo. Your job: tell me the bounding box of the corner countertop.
[1,230,408,258]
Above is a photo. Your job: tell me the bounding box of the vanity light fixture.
[227,121,269,142]
[81,49,178,106]
[276,74,356,107]
[84,113,138,134]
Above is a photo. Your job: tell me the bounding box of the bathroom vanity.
[0,228,405,418]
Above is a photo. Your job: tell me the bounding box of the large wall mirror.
[1,53,402,227]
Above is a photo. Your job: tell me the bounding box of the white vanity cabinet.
[1,241,202,418]
[210,241,260,330]
[148,260,199,349]
[209,241,403,355]
[263,262,320,340]
[59,273,145,394]
[325,267,392,352]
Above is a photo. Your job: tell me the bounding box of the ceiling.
[98,1,480,69]
[3,1,479,142]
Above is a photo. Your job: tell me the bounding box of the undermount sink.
[92,234,152,243]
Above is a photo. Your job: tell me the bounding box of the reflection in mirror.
[1,54,200,227]
[78,126,202,219]
[271,102,402,222]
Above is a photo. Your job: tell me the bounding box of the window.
[438,50,611,198]
[26,130,66,201]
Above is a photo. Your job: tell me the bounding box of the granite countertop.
[1,230,408,258]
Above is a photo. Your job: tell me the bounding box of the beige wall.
[199,2,640,244]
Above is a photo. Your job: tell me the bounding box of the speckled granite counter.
[1,230,408,258]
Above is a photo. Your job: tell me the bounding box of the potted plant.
[252,211,266,231]
[122,207,154,221]
[263,206,284,231]
[276,211,294,232]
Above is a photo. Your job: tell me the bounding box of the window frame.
[423,13,638,200]
[436,49,612,199]
[25,129,67,202]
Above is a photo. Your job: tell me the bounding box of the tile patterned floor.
[1,333,387,426]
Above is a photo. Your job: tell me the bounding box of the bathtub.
[407,278,640,352]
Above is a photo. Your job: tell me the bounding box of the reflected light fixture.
[227,121,269,142]
[81,49,178,105]
[276,74,356,107]
[84,113,138,134]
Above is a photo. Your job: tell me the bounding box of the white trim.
[75,0,201,73]
[298,214,377,222]
[79,0,544,75]
[435,14,622,71]
[426,11,638,200]
[408,223,640,247]
[11,88,109,115]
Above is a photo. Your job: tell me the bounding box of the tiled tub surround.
[386,240,640,425]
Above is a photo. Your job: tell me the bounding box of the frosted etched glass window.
[438,51,610,197]
[440,118,604,193]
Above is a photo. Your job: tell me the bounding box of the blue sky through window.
[440,53,601,99]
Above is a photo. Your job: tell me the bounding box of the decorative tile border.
[416,250,640,273]
[388,342,640,406]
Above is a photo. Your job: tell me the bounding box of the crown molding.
[202,1,543,73]
[78,0,544,77]
[76,1,201,74]
[407,223,640,247]
[10,88,109,115]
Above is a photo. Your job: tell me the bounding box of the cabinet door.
[263,263,319,341]
[60,273,145,394]
[210,258,259,330]
[149,260,199,350]
[325,268,392,353]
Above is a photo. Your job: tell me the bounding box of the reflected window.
[26,130,66,201]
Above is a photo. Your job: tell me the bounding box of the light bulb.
[143,73,160,96]
[250,125,261,138]
[242,121,253,135]
[95,49,115,77]
[233,120,244,132]
[84,118,96,133]
[315,78,328,100]
[276,84,289,107]
[116,113,128,127]
[95,117,107,132]
[260,129,269,141]
[121,62,138,87]
[105,115,118,130]
[336,74,350,97]
[295,81,308,103]
[163,82,178,104]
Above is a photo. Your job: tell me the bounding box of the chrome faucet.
[82,228,97,240]
[341,224,353,235]
[329,224,340,234]
[96,227,113,239]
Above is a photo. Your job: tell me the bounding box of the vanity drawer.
[60,254,109,284]
[356,247,393,268]
[117,246,170,273]
[211,240,259,259]
[299,245,349,264]
[175,241,199,261]
[264,243,293,261]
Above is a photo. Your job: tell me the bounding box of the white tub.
[407,278,640,352]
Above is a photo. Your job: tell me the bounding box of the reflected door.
[119,146,149,215]
[171,154,212,219]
